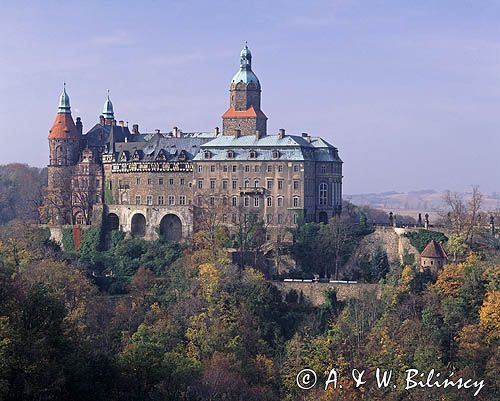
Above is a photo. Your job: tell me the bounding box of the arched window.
[272,149,280,159]
[319,183,328,205]
[249,150,257,159]
[227,150,235,159]
[293,197,300,207]
[75,213,85,225]
[204,150,212,159]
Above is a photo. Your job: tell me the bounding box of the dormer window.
[178,151,187,161]
[204,150,212,159]
[227,150,235,159]
[272,149,280,159]
[249,150,257,159]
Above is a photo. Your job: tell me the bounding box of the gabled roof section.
[421,240,448,259]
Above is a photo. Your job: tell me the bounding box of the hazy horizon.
[1,0,499,194]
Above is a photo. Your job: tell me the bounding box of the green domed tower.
[222,44,267,136]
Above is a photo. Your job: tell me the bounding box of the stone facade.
[45,45,343,241]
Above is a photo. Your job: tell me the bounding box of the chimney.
[235,129,241,138]
[76,117,83,136]
[301,132,308,137]
[278,128,285,139]
[173,126,179,137]
[118,120,124,127]
[255,130,262,140]
[132,124,139,134]
[307,135,312,143]
[99,115,105,125]
[214,127,220,136]
[155,129,160,134]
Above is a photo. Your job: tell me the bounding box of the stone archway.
[131,213,146,238]
[106,213,120,231]
[319,211,329,224]
[159,214,182,242]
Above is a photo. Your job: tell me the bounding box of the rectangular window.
[254,197,259,207]
[294,165,300,172]
[136,177,140,185]
[135,195,141,205]
[245,165,250,172]
[254,165,260,172]
[293,197,299,207]
[197,180,203,189]
[158,195,164,205]
[210,197,215,206]
[321,165,327,173]
[147,195,153,205]
[278,214,283,224]
[222,180,228,190]
[223,165,228,172]
[198,165,203,173]
[232,180,237,189]
[179,195,186,205]
[147,178,152,185]
[293,213,298,224]
[267,165,273,173]
[232,197,237,206]
[267,214,273,224]
[159,177,164,185]
[267,197,272,207]
[180,178,185,185]
[210,165,216,172]
[278,165,283,173]
[277,197,283,207]
[244,197,250,207]
[223,197,228,206]
[210,179,216,189]
[267,180,273,190]
[254,180,259,188]
[293,180,299,190]
[169,178,174,185]
[168,195,175,205]
[232,165,237,172]
[278,180,284,190]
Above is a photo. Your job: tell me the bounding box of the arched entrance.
[319,211,329,224]
[159,214,182,242]
[106,213,120,231]
[131,213,146,237]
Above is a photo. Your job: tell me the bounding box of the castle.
[46,45,343,241]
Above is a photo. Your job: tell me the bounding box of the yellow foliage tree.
[479,290,500,344]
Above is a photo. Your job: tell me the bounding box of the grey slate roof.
[195,134,342,162]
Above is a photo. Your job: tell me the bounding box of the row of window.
[132,195,189,206]
[204,149,283,160]
[218,213,299,225]
[132,177,187,186]
[196,178,301,191]
[199,195,301,208]
[198,163,302,173]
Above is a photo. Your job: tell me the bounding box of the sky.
[0,0,499,195]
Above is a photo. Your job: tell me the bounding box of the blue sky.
[1,0,499,194]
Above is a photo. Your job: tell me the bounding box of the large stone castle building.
[46,45,343,241]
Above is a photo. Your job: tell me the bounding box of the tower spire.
[102,90,114,123]
[58,82,71,114]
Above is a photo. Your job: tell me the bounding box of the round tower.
[46,84,81,224]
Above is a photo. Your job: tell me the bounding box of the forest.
[0,164,499,401]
